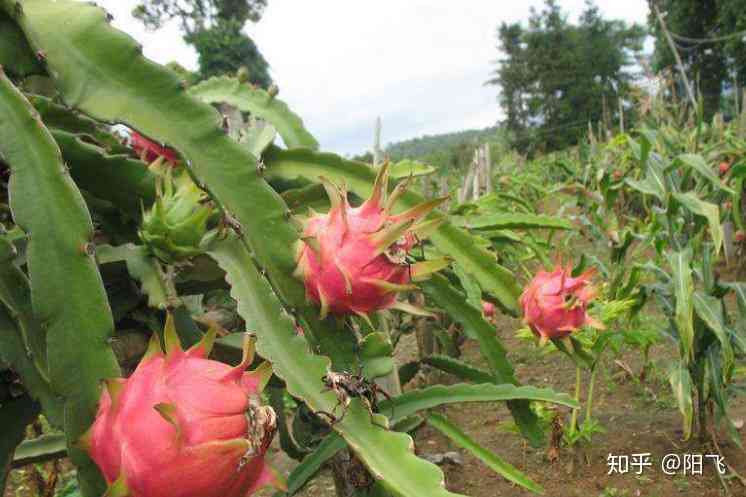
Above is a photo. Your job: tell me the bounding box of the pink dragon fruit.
[130,131,179,165]
[81,315,284,497]
[482,301,496,319]
[519,265,603,345]
[294,162,449,319]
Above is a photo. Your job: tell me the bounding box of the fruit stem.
[569,365,582,435]
[585,367,597,422]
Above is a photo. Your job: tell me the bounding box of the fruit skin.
[736,230,746,243]
[294,162,448,318]
[719,161,730,176]
[130,131,179,164]
[84,317,283,497]
[482,301,496,319]
[519,265,603,344]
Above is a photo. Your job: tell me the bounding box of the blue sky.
[99,0,650,156]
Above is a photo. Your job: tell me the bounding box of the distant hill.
[384,126,500,162]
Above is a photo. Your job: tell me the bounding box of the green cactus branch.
[0,11,42,78]
[281,381,577,495]
[1,3,448,495]
[29,94,133,155]
[0,235,48,382]
[0,68,120,496]
[261,146,522,314]
[97,244,203,347]
[0,0,348,364]
[98,244,170,309]
[188,76,319,150]
[207,235,467,497]
[0,298,62,427]
[421,273,544,446]
[0,395,40,493]
[50,130,156,215]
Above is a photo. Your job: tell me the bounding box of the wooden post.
[654,3,697,111]
[483,144,492,194]
[459,161,475,203]
[472,150,480,201]
[373,116,382,167]
[619,97,625,134]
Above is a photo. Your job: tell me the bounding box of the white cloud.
[94,0,650,155]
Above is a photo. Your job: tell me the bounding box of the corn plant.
[601,112,746,479]
[0,2,581,497]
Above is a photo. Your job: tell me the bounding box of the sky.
[97,0,650,156]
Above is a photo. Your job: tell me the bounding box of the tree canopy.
[487,0,644,153]
[648,0,746,119]
[133,0,271,86]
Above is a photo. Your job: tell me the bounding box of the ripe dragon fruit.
[294,161,449,319]
[81,316,284,497]
[519,265,603,345]
[482,301,496,319]
[130,131,179,165]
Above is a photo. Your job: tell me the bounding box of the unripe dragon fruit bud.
[294,161,449,319]
[139,162,213,263]
[519,265,603,345]
[82,315,285,497]
[130,131,179,165]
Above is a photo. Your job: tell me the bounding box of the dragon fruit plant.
[83,316,284,497]
[518,263,607,445]
[0,3,582,497]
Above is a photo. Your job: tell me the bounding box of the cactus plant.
[0,2,582,497]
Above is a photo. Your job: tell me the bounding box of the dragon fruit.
[519,265,603,345]
[294,162,449,318]
[482,301,496,319]
[130,131,179,165]
[139,161,213,263]
[81,316,284,497]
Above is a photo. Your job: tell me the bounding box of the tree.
[488,0,644,153]
[187,19,271,86]
[133,0,267,34]
[648,0,728,119]
[133,0,271,86]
